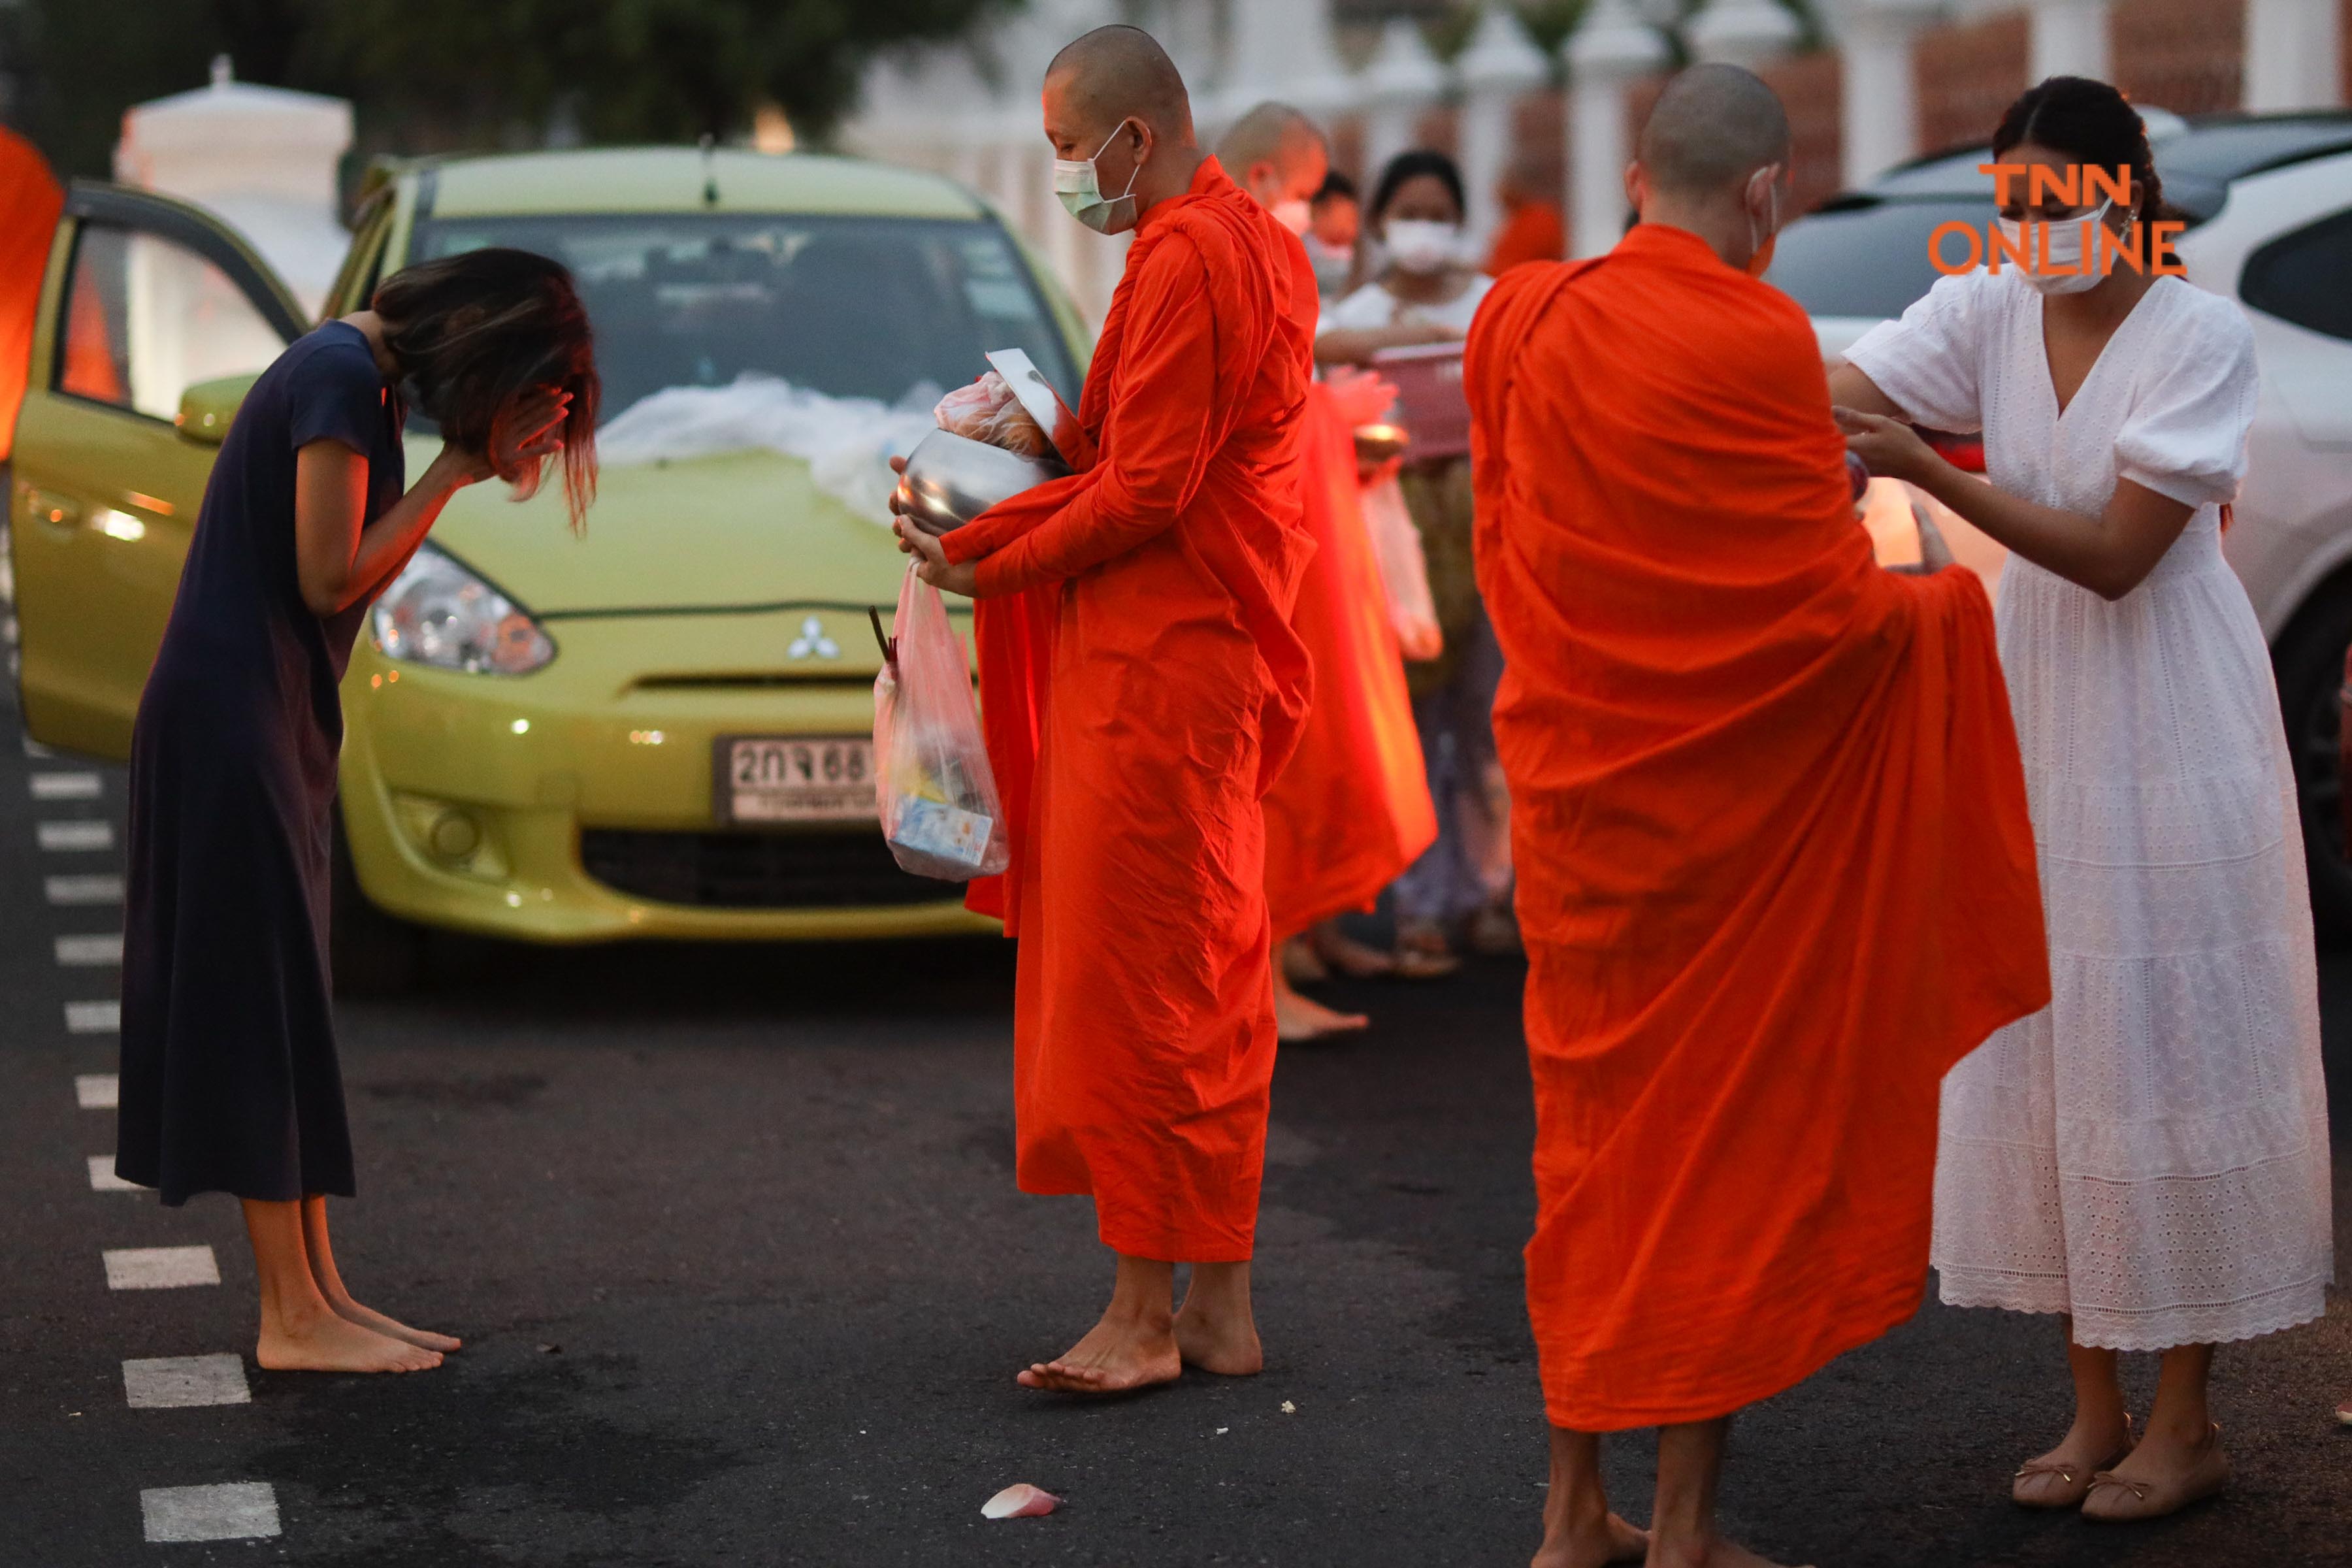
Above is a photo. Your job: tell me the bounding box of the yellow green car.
[8,148,1090,978]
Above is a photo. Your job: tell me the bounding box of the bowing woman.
[114,250,598,1373]
[1833,76,2331,1519]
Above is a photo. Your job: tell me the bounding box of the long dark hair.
[373,248,600,531]
[1991,76,2168,223]
[1369,148,1465,224]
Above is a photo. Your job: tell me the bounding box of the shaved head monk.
[1465,63,2051,1566]
[894,26,1318,1393]
[1217,101,1437,1039]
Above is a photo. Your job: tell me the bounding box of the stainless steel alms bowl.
[894,430,1071,535]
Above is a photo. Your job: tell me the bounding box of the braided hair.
[1991,76,2170,222]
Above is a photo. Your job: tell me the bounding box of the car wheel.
[2270,579,2352,940]
[331,809,423,995]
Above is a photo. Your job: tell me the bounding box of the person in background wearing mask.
[1484,150,1565,276]
[1317,150,1508,975]
[891,25,1318,1396]
[1304,170,1360,299]
[1218,102,1440,1041]
[1834,74,2331,1521]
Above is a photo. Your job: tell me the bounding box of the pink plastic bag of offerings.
[871,566,1011,881]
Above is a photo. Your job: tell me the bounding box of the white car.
[1769,112,2352,926]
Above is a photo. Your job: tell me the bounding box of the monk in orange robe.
[0,129,65,460]
[1465,67,2051,1566]
[1217,101,1437,1040]
[1484,153,1565,277]
[894,25,1316,1394]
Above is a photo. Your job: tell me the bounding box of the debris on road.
[981,1484,1060,1520]
[1281,1401,1296,1414]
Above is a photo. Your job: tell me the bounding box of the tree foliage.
[4,0,1021,180]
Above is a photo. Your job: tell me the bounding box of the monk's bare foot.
[1531,1509,1648,1567]
[326,1292,461,1354]
[1017,1308,1181,1394]
[1281,938,1331,985]
[1648,1537,1805,1568]
[1173,1296,1262,1377]
[1309,924,1396,979]
[1276,986,1369,1042]
[258,1303,443,1373]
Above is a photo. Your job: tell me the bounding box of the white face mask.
[1054,120,1142,235]
[1383,219,1460,275]
[1996,199,2113,294]
[1271,198,1312,237]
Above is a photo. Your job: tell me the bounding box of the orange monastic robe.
[1465,224,2051,1430]
[1484,200,1565,276]
[1261,382,1435,938]
[0,130,65,461]
[943,157,1317,1262]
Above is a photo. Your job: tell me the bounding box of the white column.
[1455,5,1551,245]
[1360,18,1450,186]
[1565,0,1669,258]
[2246,0,2347,110]
[2029,0,2111,84]
[1218,0,1352,127]
[1684,0,1803,67]
[1834,0,1943,186]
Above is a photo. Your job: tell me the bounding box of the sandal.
[2082,1422,2229,1523]
[2012,1416,2135,1509]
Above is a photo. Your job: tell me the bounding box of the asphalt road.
[1,678,2347,1567]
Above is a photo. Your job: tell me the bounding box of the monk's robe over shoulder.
[1466,224,2050,1431]
[943,157,1316,1262]
[1262,382,1437,939]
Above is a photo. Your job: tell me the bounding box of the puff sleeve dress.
[115,321,406,1206]
[1846,269,2332,1349]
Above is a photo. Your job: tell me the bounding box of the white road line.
[28,771,99,800]
[139,1482,279,1543]
[75,1073,119,1109]
[55,933,122,966]
[123,1354,250,1410]
[65,1000,120,1034]
[88,1155,140,1192]
[37,819,114,852]
[104,1246,220,1290]
[45,874,123,906]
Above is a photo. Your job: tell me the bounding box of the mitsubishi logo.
[787,615,841,660]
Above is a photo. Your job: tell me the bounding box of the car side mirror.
[176,372,261,446]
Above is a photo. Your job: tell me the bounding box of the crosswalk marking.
[75,1073,120,1109]
[65,1000,120,1034]
[103,1246,220,1290]
[88,1155,140,1192]
[123,1354,250,1409]
[37,819,113,852]
[139,1482,279,1543]
[55,933,122,966]
[28,771,100,800]
[45,874,123,906]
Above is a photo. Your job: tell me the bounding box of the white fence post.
[2245,0,2347,110]
[1684,0,1803,67]
[1362,18,1451,189]
[1835,0,1943,187]
[1566,0,1669,257]
[1219,0,1355,131]
[1456,4,1552,248]
[2028,0,2112,84]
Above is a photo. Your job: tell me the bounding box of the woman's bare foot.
[326,1293,461,1354]
[258,1303,443,1373]
[1531,1509,1648,1567]
[1275,982,1369,1042]
[2012,1412,2133,1507]
[1017,1307,1182,1394]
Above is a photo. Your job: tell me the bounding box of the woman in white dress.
[1830,76,2331,1522]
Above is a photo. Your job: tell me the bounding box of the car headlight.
[370,544,555,675]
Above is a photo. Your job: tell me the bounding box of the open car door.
[9,182,307,759]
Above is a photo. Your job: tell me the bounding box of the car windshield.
[410,212,1079,423]
[1763,198,1993,319]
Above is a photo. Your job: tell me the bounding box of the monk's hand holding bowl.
[892,514,980,598]
[1833,405,1938,486]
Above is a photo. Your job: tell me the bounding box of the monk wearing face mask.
[893,24,1318,1394]
[1467,64,2049,1566]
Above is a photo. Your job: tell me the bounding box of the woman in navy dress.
[116,250,597,1373]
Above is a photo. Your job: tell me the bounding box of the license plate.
[717,736,875,823]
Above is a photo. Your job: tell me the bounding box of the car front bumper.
[335,608,995,944]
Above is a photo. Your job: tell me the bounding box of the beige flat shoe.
[2012,1418,2136,1510]
[2082,1423,2230,1523]
[2334,1394,2352,1428]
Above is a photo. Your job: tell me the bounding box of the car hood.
[413,439,913,615]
